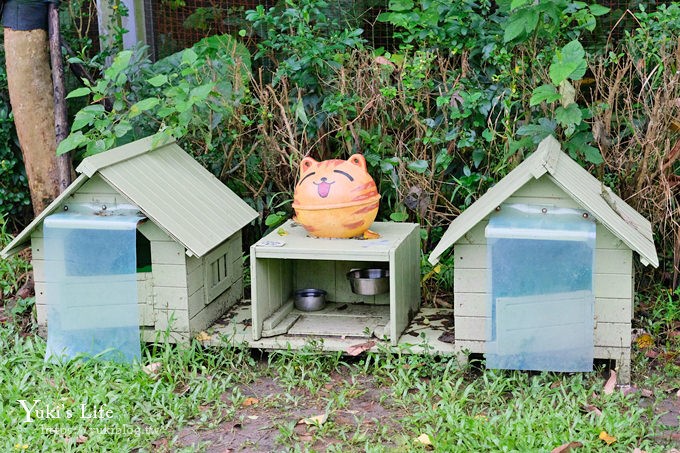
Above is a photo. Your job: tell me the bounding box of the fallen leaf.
[76,435,88,445]
[632,448,647,453]
[437,331,455,343]
[195,331,211,342]
[636,333,654,349]
[583,404,603,416]
[415,433,433,447]
[299,433,314,442]
[619,385,638,396]
[640,389,653,398]
[242,397,259,407]
[173,383,190,396]
[374,56,395,68]
[550,381,563,389]
[551,441,583,453]
[346,340,376,356]
[677,388,680,399]
[277,227,288,236]
[604,370,617,395]
[645,350,659,359]
[363,229,380,239]
[247,415,259,420]
[599,431,617,445]
[298,413,328,426]
[143,362,162,377]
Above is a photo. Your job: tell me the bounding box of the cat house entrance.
[485,204,596,372]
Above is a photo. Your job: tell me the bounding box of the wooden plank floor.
[206,300,457,355]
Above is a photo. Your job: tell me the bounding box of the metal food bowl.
[294,288,327,311]
[347,268,389,295]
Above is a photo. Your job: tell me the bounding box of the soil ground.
[168,359,680,452]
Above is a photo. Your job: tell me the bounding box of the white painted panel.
[594,322,630,348]
[154,309,189,332]
[152,264,187,288]
[138,222,173,242]
[31,237,44,258]
[594,248,632,274]
[453,244,486,269]
[595,274,632,299]
[32,259,45,282]
[594,298,631,324]
[153,286,188,311]
[454,268,487,293]
[455,316,486,341]
[151,241,185,265]
[453,293,487,317]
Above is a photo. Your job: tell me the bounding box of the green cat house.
[2,135,258,342]
[428,136,658,382]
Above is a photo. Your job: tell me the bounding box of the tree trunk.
[4,27,60,216]
[48,3,72,193]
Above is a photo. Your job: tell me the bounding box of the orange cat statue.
[292,154,381,238]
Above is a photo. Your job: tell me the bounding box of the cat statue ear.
[347,154,367,171]
[300,157,318,174]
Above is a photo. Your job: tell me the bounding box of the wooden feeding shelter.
[1,135,258,342]
[428,136,658,382]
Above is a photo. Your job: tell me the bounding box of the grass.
[0,326,258,451]
[0,216,30,297]
[0,322,676,452]
[1,222,677,451]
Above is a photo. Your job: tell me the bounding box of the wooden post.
[47,2,71,193]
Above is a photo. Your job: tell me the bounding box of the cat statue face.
[292,154,380,238]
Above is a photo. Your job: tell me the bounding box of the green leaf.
[503,16,527,43]
[549,40,587,85]
[388,0,413,12]
[147,74,168,87]
[129,98,159,118]
[583,145,604,164]
[588,4,610,16]
[529,84,561,106]
[472,148,486,168]
[56,131,86,155]
[189,84,214,101]
[516,118,556,143]
[113,122,133,138]
[555,103,582,127]
[65,87,91,99]
[523,9,539,35]
[182,48,198,66]
[265,211,286,227]
[510,0,532,9]
[108,50,132,77]
[390,211,408,222]
[71,115,92,132]
[407,160,428,173]
[294,101,309,126]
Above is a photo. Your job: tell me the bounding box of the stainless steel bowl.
[347,268,389,295]
[294,288,327,311]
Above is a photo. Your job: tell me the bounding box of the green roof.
[2,135,258,258]
[429,135,658,267]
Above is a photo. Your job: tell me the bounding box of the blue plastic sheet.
[44,211,144,363]
[485,204,596,372]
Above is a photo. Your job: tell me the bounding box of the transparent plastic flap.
[485,204,595,372]
[44,212,144,363]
